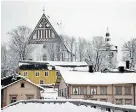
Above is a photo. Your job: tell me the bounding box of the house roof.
[57,70,136,85]
[1,74,45,90]
[45,61,88,67]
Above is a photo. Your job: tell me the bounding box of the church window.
[43,44,46,48]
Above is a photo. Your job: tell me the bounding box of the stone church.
[28,12,75,61]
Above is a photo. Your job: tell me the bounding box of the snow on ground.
[40,88,58,99]
[2,102,108,112]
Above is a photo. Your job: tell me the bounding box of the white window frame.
[72,87,79,95]
[24,71,28,76]
[35,71,40,77]
[45,71,49,76]
[39,80,44,84]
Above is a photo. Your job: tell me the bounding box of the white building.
[102,28,118,69]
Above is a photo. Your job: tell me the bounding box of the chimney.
[118,66,124,73]
[52,66,56,70]
[89,65,93,73]
[126,60,130,69]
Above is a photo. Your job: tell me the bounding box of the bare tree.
[8,26,35,61]
[77,37,87,61]
[85,36,106,72]
[122,38,136,69]
[60,35,76,61]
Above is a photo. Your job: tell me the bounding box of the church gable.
[29,14,61,44]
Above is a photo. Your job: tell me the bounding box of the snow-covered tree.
[60,35,76,61]
[122,38,136,69]
[85,36,106,72]
[8,26,35,61]
[77,37,87,61]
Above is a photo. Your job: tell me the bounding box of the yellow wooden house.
[18,61,59,85]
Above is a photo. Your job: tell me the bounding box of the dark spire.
[106,27,110,37]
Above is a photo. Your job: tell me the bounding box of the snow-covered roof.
[56,66,89,72]
[59,70,136,85]
[118,61,126,67]
[2,74,45,90]
[19,60,49,66]
[45,61,88,67]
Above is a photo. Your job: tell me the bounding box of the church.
[28,10,75,61]
[102,28,118,69]
[27,9,118,69]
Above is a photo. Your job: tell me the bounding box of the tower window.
[21,83,25,88]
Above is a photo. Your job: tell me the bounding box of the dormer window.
[21,83,25,88]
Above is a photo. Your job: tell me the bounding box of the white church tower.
[104,28,118,69]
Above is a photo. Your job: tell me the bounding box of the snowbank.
[2,102,108,112]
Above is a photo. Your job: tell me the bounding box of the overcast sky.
[1,0,136,49]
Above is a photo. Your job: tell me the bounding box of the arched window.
[43,54,47,61]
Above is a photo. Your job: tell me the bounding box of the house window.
[10,95,17,103]
[40,80,44,84]
[125,99,132,105]
[90,87,97,95]
[80,87,87,95]
[21,83,25,88]
[116,99,123,105]
[56,71,59,76]
[72,87,79,95]
[26,95,34,100]
[35,71,40,76]
[100,87,107,95]
[125,86,131,95]
[64,88,67,96]
[60,89,62,96]
[61,89,64,96]
[24,72,28,76]
[58,90,61,96]
[45,72,48,76]
[115,87,122,95]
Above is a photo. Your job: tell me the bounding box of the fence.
[1,99,136,112]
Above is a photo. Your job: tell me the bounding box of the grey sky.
[1,0,136,48]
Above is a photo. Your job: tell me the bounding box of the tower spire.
[106,27,110,37]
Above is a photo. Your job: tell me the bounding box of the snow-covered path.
[2,102,108,112]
